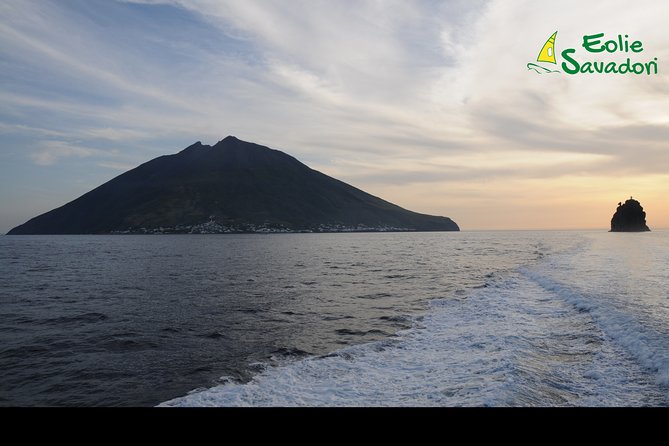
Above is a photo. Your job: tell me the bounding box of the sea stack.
[610,197,650,232]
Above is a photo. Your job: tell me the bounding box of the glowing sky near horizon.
[1,0,669,232]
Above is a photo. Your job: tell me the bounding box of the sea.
[0,231,668,407]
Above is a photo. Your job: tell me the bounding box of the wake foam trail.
[161,271,666,407]
[522,267,669,390]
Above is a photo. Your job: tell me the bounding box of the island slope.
[8,136,459,234]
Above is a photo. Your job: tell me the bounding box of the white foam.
[161,259,667,406]
[522,232,669,390]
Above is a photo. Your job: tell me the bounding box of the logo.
[527,31,560,74]
[528,31,659,76]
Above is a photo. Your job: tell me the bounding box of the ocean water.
[1,231,668,406]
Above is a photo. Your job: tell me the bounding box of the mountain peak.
[215,135,241,145]
[7,137,459,234]
[181,136,242,154]
[179,140,211,155]
[184,140,204,149]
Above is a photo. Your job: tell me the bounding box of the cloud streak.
[30,140,107,166]
[1,0,669,231]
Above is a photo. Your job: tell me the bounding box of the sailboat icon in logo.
[528,31,560,74]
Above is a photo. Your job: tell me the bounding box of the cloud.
[30,140,105,166]
[82,128,153,142]
[2,0,669,230]
[0,122,72,139]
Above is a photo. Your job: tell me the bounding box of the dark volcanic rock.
[610,197,650,232]
[8,136,459,234]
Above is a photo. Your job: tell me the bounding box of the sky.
[1,0,669,232]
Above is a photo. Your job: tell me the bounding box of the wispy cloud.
[1,0,669,231]
[30,140,106,166]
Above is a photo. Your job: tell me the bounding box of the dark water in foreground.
[0,232,528,406]
[2,232,668,406]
